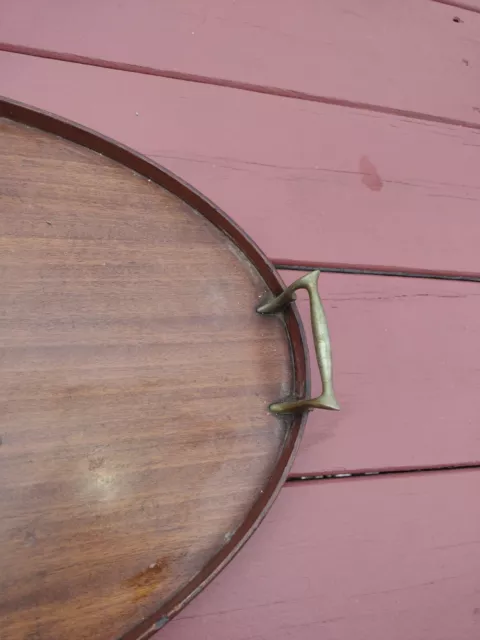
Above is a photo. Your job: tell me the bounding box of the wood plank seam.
[3,43,480,134]
[432,0,480,16]
[287,461,480,483]
[275,263,480,283]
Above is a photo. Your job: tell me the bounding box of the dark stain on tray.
[123,558,171,602]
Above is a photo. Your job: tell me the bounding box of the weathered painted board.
[284,271,480,474]
[1,0,480,125]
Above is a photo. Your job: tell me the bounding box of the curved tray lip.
[0,96,310,639]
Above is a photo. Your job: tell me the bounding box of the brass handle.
[257,270,339,414]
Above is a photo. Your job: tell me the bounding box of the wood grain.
[157,470,480,640]
[0,116,301,640]
[286,270,480,474]
[1,0,480,124]
[3,52,480,276]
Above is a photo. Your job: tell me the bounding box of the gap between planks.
[432,0,480,16]
[274,263,480,283]
[3,42,480,134]
[287,461,480,484]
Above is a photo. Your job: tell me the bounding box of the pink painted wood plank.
[2,53,480,277]
[286,272,480,474]
[1,0,480,125]
[156,471,480,640]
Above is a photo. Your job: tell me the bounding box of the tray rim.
[0,96,309,640]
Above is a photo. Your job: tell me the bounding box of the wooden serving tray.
[0,98,309,640]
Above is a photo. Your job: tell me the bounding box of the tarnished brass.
[257,270,339,414]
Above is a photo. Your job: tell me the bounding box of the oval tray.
[0,98,308,640]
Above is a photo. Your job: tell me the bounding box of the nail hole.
[453,16,463,23]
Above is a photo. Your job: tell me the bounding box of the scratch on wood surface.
[314,292,480,302]
[434,539,480,550]
[356,573,465,598]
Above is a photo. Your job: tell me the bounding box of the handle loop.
[257,270,339,414]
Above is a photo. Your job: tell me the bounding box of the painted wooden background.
[1,0,479,637]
